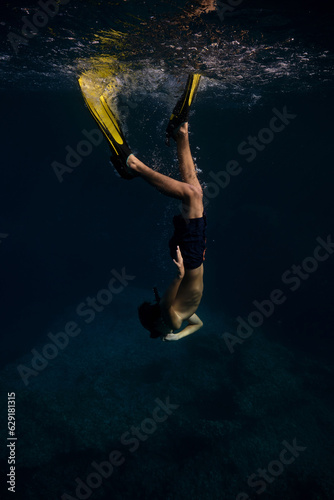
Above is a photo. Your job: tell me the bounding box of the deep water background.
[1,1,334,499]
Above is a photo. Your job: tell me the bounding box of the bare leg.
[175,123,203,218]
[175,123,202,193]
[127,155,203,218]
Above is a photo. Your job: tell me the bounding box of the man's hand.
[160,247,184,311]
[163,314,203,342]
[173,245,185,279]
[163,333,180,341]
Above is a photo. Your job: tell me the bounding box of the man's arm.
[164,314,203,341]
[160,246,184,309]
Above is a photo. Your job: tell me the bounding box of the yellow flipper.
[166,73,201,145]
[78,76,124,155]
[188,74,201,107]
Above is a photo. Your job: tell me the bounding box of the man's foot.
[175,122,189,138]
[125,153,141,177]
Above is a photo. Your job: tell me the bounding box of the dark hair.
[138,300,162,339]
[138,287,161,339]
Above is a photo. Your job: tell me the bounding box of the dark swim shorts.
[169,212,207,270]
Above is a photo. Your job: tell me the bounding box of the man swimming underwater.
[79,74,205,341]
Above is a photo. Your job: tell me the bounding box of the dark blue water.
[1,1,334,499]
